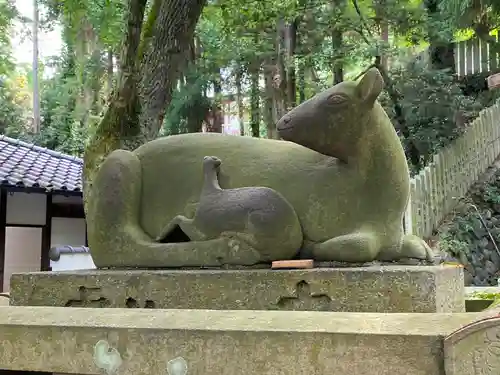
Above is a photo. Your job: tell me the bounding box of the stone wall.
[438,167,500,286]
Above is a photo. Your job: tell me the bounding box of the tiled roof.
[0,135,83,193]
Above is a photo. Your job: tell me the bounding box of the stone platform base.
[10,265,465,313]
[0,307,498,375]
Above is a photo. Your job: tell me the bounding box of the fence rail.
[404,101,500,238]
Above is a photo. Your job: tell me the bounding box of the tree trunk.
[106,49,114,97]
[296,19,306,103]
[249,59,260,138]
[184,37,205,134]
[298,61,306,103]
[207,71,223,133]
[331,33,343,84]
[332,29,343,84]
[285,21,297,109]
[74,18,100,128]
[185,71,205,134]
[83,0,206,211]
[380,23,389,69]
[331,0,346,84]
[138,0,206,140]
[424,0,455,71]
[297,0,312,99]
[275,20,288,118]
[235,66,245,135]
[374,0,389,71]
[89,46,102,115]
[263,63,278,139]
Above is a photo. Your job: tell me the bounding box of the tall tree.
[425,0,455,71]
[0,0,17,76]
[83,0,206,210]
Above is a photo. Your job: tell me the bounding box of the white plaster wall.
[3,226,42,291]
[50,253,95,271]
[3,192,46,292]
[50,217,95,270]
[2,192,92,279]
[51,217,86,247]
[6,192,46,225]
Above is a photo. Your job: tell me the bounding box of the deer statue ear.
[356,67,384,105]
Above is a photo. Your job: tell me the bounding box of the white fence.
[404,101,500,238]
[455,37,500,77]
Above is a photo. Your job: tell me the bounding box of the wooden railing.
[404,101,500,238]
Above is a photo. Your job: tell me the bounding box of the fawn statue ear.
[356,67,384,105]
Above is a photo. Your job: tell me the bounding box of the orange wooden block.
[271,259,314,269]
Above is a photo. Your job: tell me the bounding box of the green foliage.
[0,81,26,137]
[379,62,484,169]
[471,291,500,300]
[0,1,33,141]
[0,0,17,77]
[41,0,126,50]
[161,5,224,135]
[163,70,212,135]
[439,0,500,31]
[470,291,500,311]
[438,215,475,259]
[25,51,88,157]
[36,70,85,156]
[483,185,500,205]
[1,0,499,163]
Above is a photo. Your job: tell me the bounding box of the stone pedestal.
[10,265,465,313]
[0,306,498,375]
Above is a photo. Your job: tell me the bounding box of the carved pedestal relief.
[275,280,333,311]
[444,316,500,375]
[65,286,111,307]
[64,286,157,308]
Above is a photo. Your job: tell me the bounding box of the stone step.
[0,307,497,375]
[10,265,464,313]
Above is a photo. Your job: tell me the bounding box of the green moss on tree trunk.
[83,0,206,215]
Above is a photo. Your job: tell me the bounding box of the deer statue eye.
[328,94,348,105]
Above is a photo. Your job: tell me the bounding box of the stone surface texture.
[86,68,433,268]
[445,315,500,375]
[0,307,497,375]
[10,265,465,313]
